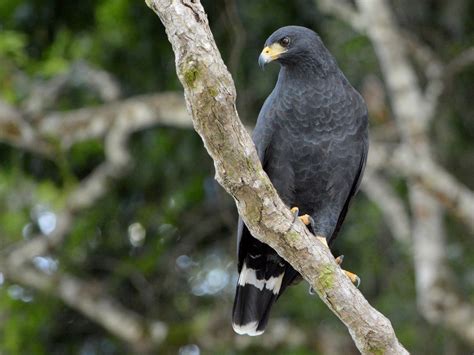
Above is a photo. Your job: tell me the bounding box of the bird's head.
[258,26,326,69]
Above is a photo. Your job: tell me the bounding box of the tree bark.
[146,0,408,353]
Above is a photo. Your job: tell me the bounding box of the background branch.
[23,61,122,116]
[0,260,167,351]
[361,170,411,246]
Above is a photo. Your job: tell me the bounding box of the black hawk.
[232,26,369,336]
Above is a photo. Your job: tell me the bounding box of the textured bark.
[146,1,408,353]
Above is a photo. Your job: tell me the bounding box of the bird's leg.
[335,254,361,287]
[292,207,360,287]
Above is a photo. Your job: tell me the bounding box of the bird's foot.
[290,207,313,226]
[290,206,299,217]
[290,206,300,224]
[344,270,361,288]
[335,254,360,287]
[299,214,313,226]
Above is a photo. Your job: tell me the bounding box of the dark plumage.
[232,26,369,336]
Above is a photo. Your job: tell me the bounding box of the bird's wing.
[252,92,277,168]
[328,114,369,246]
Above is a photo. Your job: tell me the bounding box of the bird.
[232,26,369,336]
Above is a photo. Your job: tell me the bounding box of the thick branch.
[146,1,407,353]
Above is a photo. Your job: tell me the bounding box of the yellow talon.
[343,270,361,287]
[299,214,311,225]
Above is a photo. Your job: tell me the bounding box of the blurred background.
[0,0,473,354]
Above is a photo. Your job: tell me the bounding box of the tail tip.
[232,321,265,336]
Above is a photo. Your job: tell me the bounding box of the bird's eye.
[279,37,290,47]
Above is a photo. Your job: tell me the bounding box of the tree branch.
[0,261,167,351]
[24,61,121,116]
[0,99,54,155]
[146,0,407,353]
[445,47,474,79]
[361,169,411,246]
[368,142,474,232]
[36,92,190,150]
[0,93,189,157]
[410,187,474,345]
[317,0,365,32]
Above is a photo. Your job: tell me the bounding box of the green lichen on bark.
[182,64,200,88]
[367,346,385,355]
[317,264,335,290]
[285,230,300,241]
[208,86,218,97]
[245,197,262,225]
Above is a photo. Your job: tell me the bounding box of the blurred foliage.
[0,0,473,354]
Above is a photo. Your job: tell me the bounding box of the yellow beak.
[258,43,287,68]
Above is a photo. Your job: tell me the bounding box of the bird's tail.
[232,259,285,336]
